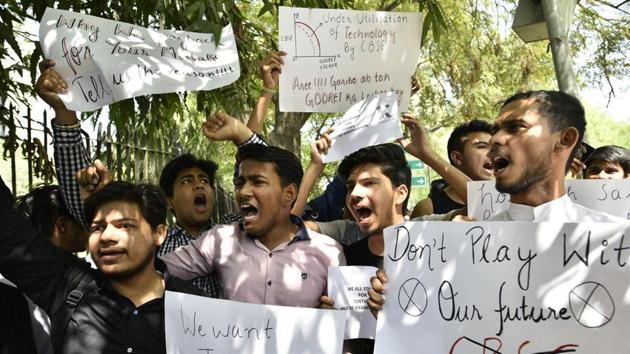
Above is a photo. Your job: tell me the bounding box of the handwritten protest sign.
[467,179,630,220]
[328,266,378,339]
[39,8,240,111]
[322,92,401,162]
[165,291,346,354]
[374,221,630,353]
[278,6,421,112]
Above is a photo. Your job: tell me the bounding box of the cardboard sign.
[165,291,346,354]
[374,221,630,353]
[328,266,378,339]
[467,180,630,220]
[322,92,402,162]
[278,6,421,112]
[39,8,240,111]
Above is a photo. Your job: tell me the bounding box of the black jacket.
[0,176,200,354]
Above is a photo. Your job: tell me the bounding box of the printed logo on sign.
[301,272,308,280]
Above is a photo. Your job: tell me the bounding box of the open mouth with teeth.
[193,194,208,213]
[492,157,510,176]
[239,204,259,222]
[482,161,493,171]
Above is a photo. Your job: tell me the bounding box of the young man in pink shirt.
[161,143,345,307]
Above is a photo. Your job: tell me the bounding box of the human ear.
[394,184,409,207]
[154,224,168,246]
[283,183,298,206]
[450,151,464,167]
[556,127,579,153]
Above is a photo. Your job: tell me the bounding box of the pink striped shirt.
[161,221,345,308]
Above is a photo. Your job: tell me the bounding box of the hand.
[410,76,420,96]
[202,111,251,144]
[319,295,335,309]
[34,59,69,112]
[399,113,432,159]
[367,268,388,319]
[76,160,113,201]
[310,128,334,167]
[569,158,586,178]
[451,208,474,221]
[259,51,286,91]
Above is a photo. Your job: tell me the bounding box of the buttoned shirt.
[489,194,626,222]
[157,224,220,297]
[161,216,346,307]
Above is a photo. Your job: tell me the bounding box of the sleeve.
[237,132,268,147]
[411,209,459,221]
[52,122,92,231]
[160,227,218,280]
[0,176,83,314]
[314,220,348,243]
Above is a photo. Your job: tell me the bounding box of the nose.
[236,181,253,200]
[489,130,507,147]
[99,223,118,244]
[348,183,367,203]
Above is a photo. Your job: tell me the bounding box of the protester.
[0,177,200,353]
[583,145,630,179]
[161,143,345,307]
[411,119,493,217]
[367,90,627,319]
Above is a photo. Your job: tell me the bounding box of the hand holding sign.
[259,51,286,92]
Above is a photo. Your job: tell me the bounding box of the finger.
[370,275,384,294]
[38,59,56,72]
[376,268,388,283]
[367,288,384,305]
[49,71,68,91]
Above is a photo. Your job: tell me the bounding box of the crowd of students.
[1,49,629,354]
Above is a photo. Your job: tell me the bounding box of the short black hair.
[236,144,303,188]
[446,119,493,164]
[15,184,76,238]
[338,143,411,211]
[159,154,218,197]
[84,181,167,231]
[501,90,586,172]
[585,145,630,174]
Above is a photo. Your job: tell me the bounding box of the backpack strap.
[50,275,97,350]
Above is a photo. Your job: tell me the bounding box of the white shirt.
[489,194,626,222]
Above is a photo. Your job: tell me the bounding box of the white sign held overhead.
[165,291,346,354]
[328,266,378,339]
[467,179,630,220]
[39,8,240,112]
[374,221,630,354]
[322,92,402,163]
[278,6,421,112]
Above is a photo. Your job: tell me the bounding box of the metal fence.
[0,103,237,223]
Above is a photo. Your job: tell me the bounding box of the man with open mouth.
[367,90,626,322]
[161,144,345,308]
[411,119,493,218]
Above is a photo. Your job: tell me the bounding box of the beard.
[495,149,552,195]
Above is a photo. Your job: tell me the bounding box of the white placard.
[278,6,421,112]
[39,8,240,111]
[374,221,630,353]
[467,179,630,220]
[165,291,346,354]
[328,266,378,339]
[322,92,402,162]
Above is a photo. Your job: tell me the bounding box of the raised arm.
[0,175,84,314]
[399,113,471,203]
[35,59,92,230]
[246,51,286,134]
[292,129,333,217]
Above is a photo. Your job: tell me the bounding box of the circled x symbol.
[569,281,615,328]
[398,278,428,317]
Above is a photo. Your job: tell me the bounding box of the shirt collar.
[240,214,311,244]
[507,194,571,221]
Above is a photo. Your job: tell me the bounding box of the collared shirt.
[157,223,220,297]
[490,194,626,222]
[0,177,200,354]
[161,215,346,307]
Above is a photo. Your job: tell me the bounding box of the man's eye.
[181,179,192,184]
[90,225,104,233]
[201,178,210,184]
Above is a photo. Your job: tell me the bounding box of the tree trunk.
[268,111,312,158]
